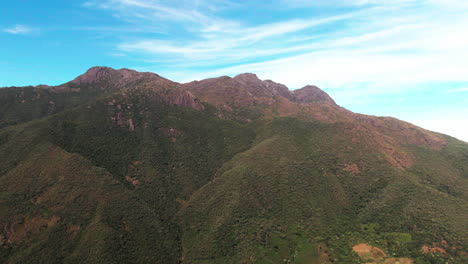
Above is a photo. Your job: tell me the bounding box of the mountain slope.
[0,67,175,128]
[0,67,467,264]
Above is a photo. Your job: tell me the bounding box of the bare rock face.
[292,85,336,105]
[69,66,176,90]
[183,76,257,107]
[71,66,115,84]
[185,73,336,109]
[233,73,292,99]
[161,89,204,111]
[263,80,293,99]
[184,74,294,108]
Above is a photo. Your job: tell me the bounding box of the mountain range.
[0,67,467,264]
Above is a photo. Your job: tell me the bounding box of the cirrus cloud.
[3,25,33,35]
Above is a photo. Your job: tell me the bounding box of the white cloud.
[156,17,468,91]
[101,2,461,87]
[118,12,357,61]
[428,0,468,8]
[86,0,468,90]
[85,0,239,32]
[147,1,468,94]
[3,25,33,35]
[109,52,127,57]
[447,87,468,93]
[280,0,420,8]
[89,0,468,142]
[282,0,468,8]
[407,112,468,143]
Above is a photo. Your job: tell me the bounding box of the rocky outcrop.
[161,89,204,111]
[292,85,336,105]
[185,73,335,108]
[69,66,177,91]
[71,66,116,84]
[233,73,293,99]
[70,66,161,84]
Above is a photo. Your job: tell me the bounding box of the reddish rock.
[421,245,447,254]
[233,73,292,99]
[68,66,177,91]
[161,89,204,111]
[342,163,360,174]
[125,176,139,186]
[71,66,115,84]
[292,85,336,105]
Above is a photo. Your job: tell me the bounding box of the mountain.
[0,67,467,264]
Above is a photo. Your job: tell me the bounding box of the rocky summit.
[0,67,467,264]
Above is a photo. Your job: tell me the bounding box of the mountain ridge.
[183,71,336,106]
[0,67,449,168]
[0,66,466,264]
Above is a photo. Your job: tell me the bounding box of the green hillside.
[1,67,467,264]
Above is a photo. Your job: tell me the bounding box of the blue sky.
[1,0,467,141]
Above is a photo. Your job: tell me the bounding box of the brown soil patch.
[67,224,81,234]
[67,224,81,239]
[440,240,448,247]
[421,245,447,254]
[353,243,386,262]
[6,215,60,244]
[318,244,332,263]
[421,240,459,255]
[342,163,360,174]
[353,243,414,264]
[176,198,189,209]
[125,176,140,186]
[384,258,414,264]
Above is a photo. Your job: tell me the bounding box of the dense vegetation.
[0,67,467,263]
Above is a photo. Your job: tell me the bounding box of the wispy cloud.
[85,0,239,32]
[88,0,468,94]
[3,25,33,35]
[72,25,164,33]
[280,0,423,8]
[118,12,357,62]
[283,0,468,8]
[447,87,468,92]
[109,52,127,57]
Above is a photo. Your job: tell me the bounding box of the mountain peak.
[184,72,340,108]
[233,73,260,81]
[68,66,172,89]
[293,85,336,105]
[233,73,292,99]
[71,66,115,84]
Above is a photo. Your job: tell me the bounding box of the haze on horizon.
[1,0,467,142]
